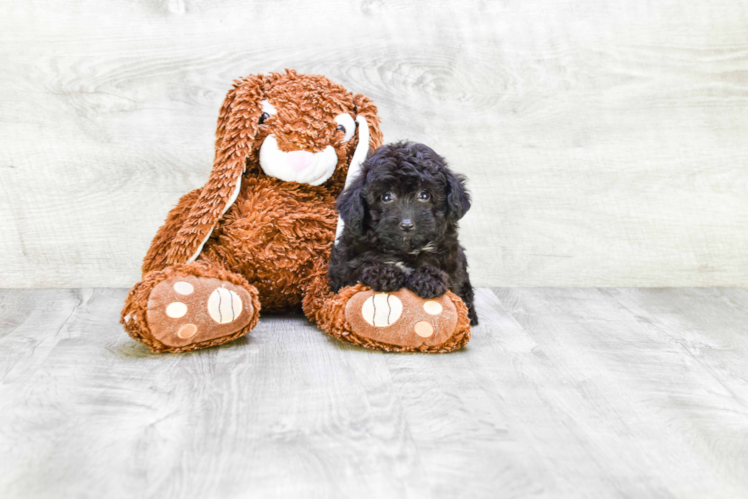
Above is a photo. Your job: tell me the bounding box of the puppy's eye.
[419,191,431,201]
[259,112,270,125]
[381,192,393,202]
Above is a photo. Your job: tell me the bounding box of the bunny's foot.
[122,262,260,353]
[303,274,471,353]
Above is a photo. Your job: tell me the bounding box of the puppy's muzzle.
[399,219,415,232]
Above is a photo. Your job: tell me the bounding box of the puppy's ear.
[336,175,367,236]
[445,170,471,221]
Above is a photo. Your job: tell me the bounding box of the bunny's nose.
[400,219,415,232]
[287,151,314,172]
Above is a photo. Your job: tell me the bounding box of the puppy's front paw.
[359,264,407,292]
[407,265,449,299]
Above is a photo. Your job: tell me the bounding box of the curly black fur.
[329,141,478,326]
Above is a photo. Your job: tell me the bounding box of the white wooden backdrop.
[1,0,747,288]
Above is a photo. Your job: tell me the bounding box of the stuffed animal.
[121,70,472,353]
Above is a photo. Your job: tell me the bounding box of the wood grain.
[2,287,748,497]
[1,0,748,287]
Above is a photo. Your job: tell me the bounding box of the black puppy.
[329,141,478,326]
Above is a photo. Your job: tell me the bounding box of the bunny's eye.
[259,99,277,125]
[334,113,356,142]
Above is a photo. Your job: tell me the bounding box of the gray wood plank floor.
[1,287,748,498]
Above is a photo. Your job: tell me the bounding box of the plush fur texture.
[329,142,478,326]
[142,70,382,282]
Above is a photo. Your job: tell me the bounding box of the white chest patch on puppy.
[409,243,437,256]
[385,260,414,274]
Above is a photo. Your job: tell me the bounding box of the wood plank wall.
[1,0,747,287]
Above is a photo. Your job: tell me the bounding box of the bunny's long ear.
[353,93,383,152]
[165,75,267,265]
[334,94,384,241]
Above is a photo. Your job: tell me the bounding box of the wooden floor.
[1,288,748,498]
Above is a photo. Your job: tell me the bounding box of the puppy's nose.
[399,219,415,232]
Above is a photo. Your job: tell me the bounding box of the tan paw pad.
[361,293,403,327]
[414,321,434,337]
[423,301,442,315]
[166,302,188,318]
[177,324,197,339]
[207,288,243,324]
[173,281,194,295]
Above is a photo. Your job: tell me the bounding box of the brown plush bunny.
[121,70,471,353]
